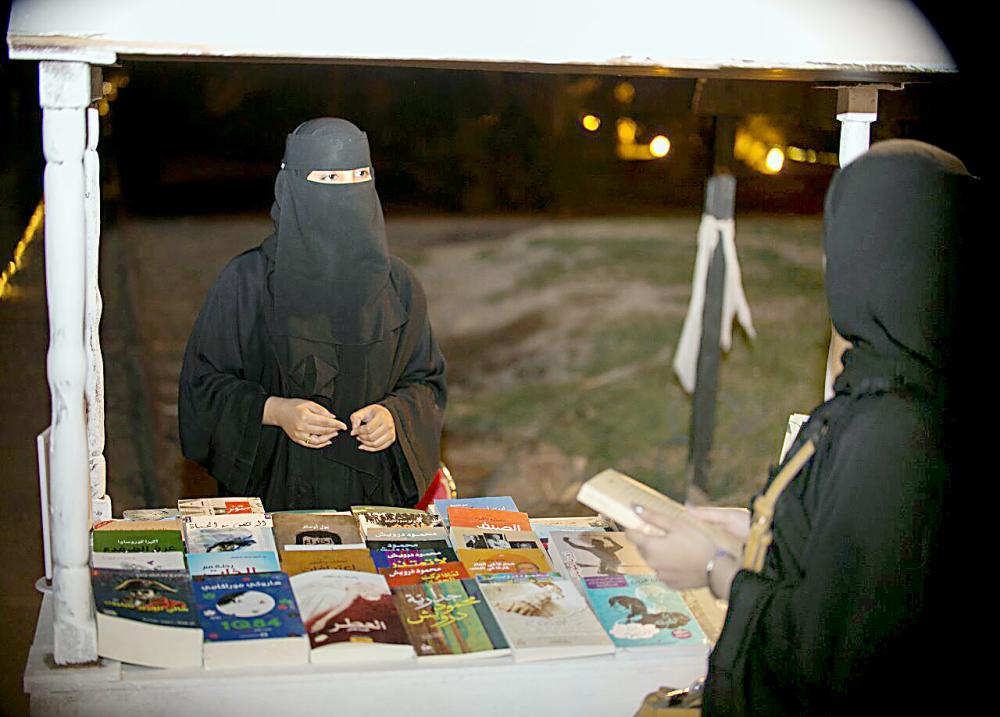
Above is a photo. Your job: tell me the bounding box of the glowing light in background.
[616,117,637,143]
[0,200,45,302]
[649,135,671,158]
[765,147,785,173]
[581,114,601,132]
[614,81,635,104]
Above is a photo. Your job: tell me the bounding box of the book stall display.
[26,486,723,716]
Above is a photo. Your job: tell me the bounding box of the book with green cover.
[92,530,185,553]
[391,577,509,660]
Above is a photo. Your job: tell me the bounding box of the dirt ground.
[117,212,829,517]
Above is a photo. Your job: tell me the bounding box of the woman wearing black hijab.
[628,139,974,714]
[179,118,446,510]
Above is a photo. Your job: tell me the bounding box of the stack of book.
[89,486,711,669]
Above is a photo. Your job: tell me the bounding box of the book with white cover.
[183,514,277,554]
[178,497,265,516]
[290,570,415,664]
[476,572,615,662]
[91,551,186,571]
[576,468,744,557]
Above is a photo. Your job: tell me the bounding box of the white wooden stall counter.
[25,593,708,717]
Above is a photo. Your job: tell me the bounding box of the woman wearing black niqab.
[627,139,977,715]
[179,118,446,510]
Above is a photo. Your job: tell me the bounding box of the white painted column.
[823,86,878,401]
[84,99,112,523]
[40,60,98,665]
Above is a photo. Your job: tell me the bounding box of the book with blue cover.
[91,568,203,668]
[433,496,519,527]
[193,572,309,668]
[187,551,281,577]
[583,573,708,652]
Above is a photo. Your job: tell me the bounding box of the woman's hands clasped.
[350,404,396,452]
[263,397,347,449]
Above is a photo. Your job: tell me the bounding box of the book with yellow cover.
[280,548,376,576]
[456,548,552,576]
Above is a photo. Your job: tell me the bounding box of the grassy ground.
[421,215,830,508]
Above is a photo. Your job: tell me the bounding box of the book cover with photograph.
[272,512,364,551]
[352,507,443,537]
[476,572,615,662]
[450,527,543,551]
[183,518,277,556]
[545,531,654,585]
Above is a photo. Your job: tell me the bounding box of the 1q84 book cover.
[194,573,306,642]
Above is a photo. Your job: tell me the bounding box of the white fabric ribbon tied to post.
[672,214,756,394]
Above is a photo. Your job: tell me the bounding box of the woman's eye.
[326,173,341,182]
[356,169,369,178]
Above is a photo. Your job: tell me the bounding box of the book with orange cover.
[456,548,552,576]
[446,507,531,532]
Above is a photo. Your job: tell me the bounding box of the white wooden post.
[40,60,98,665]
[823,86,877,400]
[84,95,112,523]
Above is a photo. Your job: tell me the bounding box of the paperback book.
[121,508,181,521]
[391,577,509,660]
[529,516,616,546]
[446,506,531,532]
[290,569,415,663]
[370,544,458,570]
[183,514,277,554]
[583,573,708,652]
[352,507,443,538]
[433,496,519,527]
[194,572,309,669]
[186,551,280,577]
[364,526,450,542]
[92,551,186,571]
[545,531,655,586]
[476,572,615,662]
[94,519,182,532]
[178,497,265,516]
[91,568,202,668]
[456,547,552,576]
[450,527,543,551]
[380,561,472,586]
[92,529,185,554]
[272,512,364,551]
[281,548,377,576]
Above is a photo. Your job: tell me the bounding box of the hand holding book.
[627,505,745,598]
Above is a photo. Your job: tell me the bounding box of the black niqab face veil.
[822,139,976,383]
[267,118,406,349]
